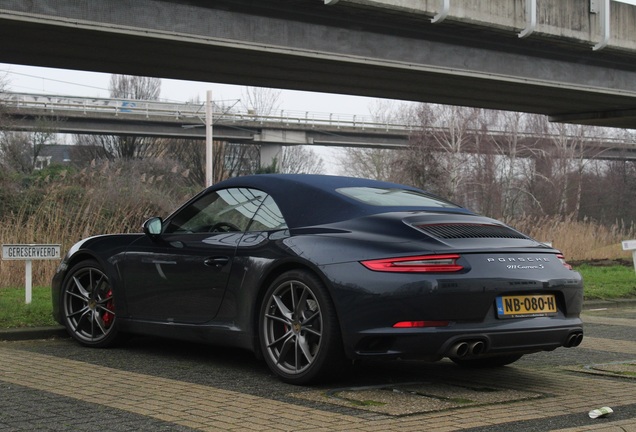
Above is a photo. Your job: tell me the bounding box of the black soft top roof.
[210,174,472,228]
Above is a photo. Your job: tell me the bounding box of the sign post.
[1,244,61,304]
[622,240,636,275]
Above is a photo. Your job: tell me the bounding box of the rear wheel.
[60,260,121,347]
[259,270,345,385]
[451,354,523,368]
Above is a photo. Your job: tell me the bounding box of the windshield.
[336,187,460,208]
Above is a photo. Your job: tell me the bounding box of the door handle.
[204,256,230,268]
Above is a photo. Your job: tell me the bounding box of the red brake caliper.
[103,289,114,327]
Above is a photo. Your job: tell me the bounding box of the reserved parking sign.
[2,244,61,304]
[2,244,61,260]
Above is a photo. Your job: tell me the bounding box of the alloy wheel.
[262,280,323,375]
[62,264,116,345]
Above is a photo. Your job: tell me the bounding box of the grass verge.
[0,265,634,329]
[0,286,58,329]
[577,264,636,300]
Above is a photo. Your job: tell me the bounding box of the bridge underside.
[1,0,636,128]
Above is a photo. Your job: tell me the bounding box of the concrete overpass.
[1,0,636,130]
[3,92,635,162]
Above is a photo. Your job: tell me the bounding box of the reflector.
[393,320,450,328]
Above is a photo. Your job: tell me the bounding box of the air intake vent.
[416,223,529,240]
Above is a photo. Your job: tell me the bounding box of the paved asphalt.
[1,300,635,431]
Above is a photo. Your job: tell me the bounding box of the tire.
[451,354,523,368]
[259,270,345,385]
[60,260,121,347]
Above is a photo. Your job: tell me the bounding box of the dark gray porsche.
[52,174,584,384]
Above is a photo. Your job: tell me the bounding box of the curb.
[583,298,636,310]
[0,326,68,341]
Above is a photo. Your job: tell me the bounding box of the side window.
[165,188,266,233]
[247,195,288,232]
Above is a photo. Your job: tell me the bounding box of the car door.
[121,187,266,324]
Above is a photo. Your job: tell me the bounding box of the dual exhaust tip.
[448,331,584,358]
[565,332,583,348]
[448,340,486,358]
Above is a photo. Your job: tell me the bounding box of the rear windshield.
[336,187,460,208]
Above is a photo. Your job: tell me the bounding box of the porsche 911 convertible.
[52,174,584,384]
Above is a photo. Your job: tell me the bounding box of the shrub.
[0,159,196,287]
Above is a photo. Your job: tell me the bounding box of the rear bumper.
[346,319,583,361]
[321,258,584,361]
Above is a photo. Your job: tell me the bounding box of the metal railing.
[0,92,411,132]
[1,92,634,148]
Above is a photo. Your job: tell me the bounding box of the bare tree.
[389,104,481,200]
[482,111,548,219]
[110,75,161,100]
[0,71,8,114]
[491,111,522,217]
[340,147,400,180]
[588,157,636,225]
[0,71,13,136]
[367,99,417,125]
[524,118,602,218]
[157,137,261,187]
[279,146,324,174]
[240,87,281,116]
[155,92,267,186]
[340,100,414,180]
[464,115,499,215]
[74,75,162,160]
[0,131,31,173]
[431,105,482,201]
[0,118,57,174]
[397,130,445,193]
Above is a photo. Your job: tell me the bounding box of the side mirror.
[142,217,163,238]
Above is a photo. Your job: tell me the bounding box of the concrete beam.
[2,0,636,128]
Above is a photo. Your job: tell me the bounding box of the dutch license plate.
[496,294,557,319]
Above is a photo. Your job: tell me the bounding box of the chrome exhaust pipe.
[469,341,486,356]
[448,342,469,358]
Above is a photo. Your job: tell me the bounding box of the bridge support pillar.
[260,144,283,170]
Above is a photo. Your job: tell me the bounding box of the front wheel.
[259,270,345,385]
[60,260,121,347]
[451,354,523,368]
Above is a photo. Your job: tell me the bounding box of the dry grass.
[507,215,635,261]
[1,191,155,287]
[2,167,634,288]
[0,160,194,288]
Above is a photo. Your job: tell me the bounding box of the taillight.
[557,254,573,270]
[361,254,463,273]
